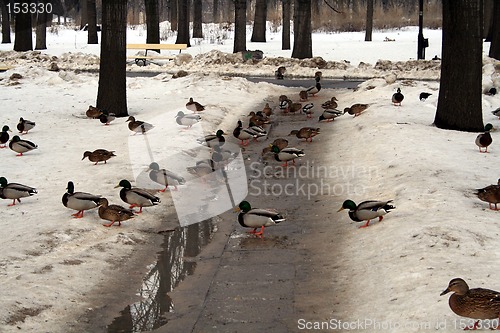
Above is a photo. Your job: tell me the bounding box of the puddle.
[107,219,216,333]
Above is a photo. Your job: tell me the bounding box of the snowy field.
[0,23,500,332]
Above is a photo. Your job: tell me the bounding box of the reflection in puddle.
[107,220,216,333]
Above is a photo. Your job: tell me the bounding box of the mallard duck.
[337,200,395,228]
[0,125,11,148]
[278,95,288,103]
[176,111,201,129]
[319,109,345,122]
[82,149,116,165]
[302,103,314,118]
[186,159,216,177]
[261,138,288,156]
[392,88,404,106]
[98,198,135,227]
[275,66,286,79]
[475,179,500,210]
[9,135,37,156]
[17,117,35,134]
[98,110,116,125]
[306,76,321,97]
[419,92,432,101]
[235,200,286,236]
[247,125,267,138]
[279,99,290,113]
[116,179,160,213]
[186,97,205,112]
[212,145,238,168]
[262,103,273,116]
[147,162,186,191]
[288,101,302,114]
[440,278,500,330]
[289,127,320,142]
[248,111,270,127]
[62,181,102,218]
[233,120,262,146]
[321,97,338,110]
[126,116,154,134]
[299,90,308,102]
[0,177,37,206]
[86,105,103,119]
[197,129,226,149]
[476,123,493,153]
[271,145,305,167]
[344,104,369,117]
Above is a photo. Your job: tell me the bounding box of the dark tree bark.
[97,0,127,117]
[291,0,312,59]
[170,0,178,31]
[35,1,48,50]
[311,0,320,30]
[193,0,203,38]
[14,2,33,51]
[251,0,267,42]
[80,0,88,29]
[175,0,190,46]
[484,0,493,40]
[213,0,220,23]
[365,0,373,41]
[488,0,500,59]
[282,0,290,50]
[145,0,160,44]
[87,0,98,44]
[233,0,247,53]
[1,0,11,43]
[435,0,483,132]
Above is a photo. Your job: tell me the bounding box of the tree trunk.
[291,0,312,59]
[14,3,33,52]
[145,0,160,45]
[213,0,220,23]
[282,0,290,50]
[1,0,11,43]
[193,0,203,38]
[80,0,88,29]
[251,0,267,42]
[365,0,373,41]
[435,0,483,132]
[97,0,127,117]
[233,0,247,53]
[87,0,98,44]
[484,0,493,40]
[311,0,320,30]
[488,0,500,59]
[35,1,48,50]
[175,0,190,46]
[170,0,178,31]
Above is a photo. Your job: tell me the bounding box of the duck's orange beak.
[233,207,241,213]
[337,207,345,212]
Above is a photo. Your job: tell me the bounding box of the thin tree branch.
[323,0,343,14]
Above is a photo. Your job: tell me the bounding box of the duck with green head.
[9,135,37,156]
[0,177,37,206]
[116,179,160,213]
[337,199,395,228]
[235,201,286,237]
[147,162,186,192]
[62,181,102,218]
[197,129,226,149]
[476,123,494,153]
[0,125,11,148]
[271,145,305,167]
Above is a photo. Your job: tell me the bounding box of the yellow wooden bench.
[126,43,188,66]
[0,66,11,72]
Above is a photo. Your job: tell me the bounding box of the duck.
[176,111,201,129]
[235,200,286,237]
[17,117,36,134]
[319,109,346,122]
[86,105,103,119]
[299,90,308,102]
[337,200,395,228]
[233,120,260,146]
[306,76,321,97]
[82,149,116,165]
[212,145,238,168]
[344,104,369,117]
[262,103,273,117]
[9,135,37,156]
[62,181,102,218]
[271,145,305,167]
[247,124,267,138]
[392,87,404,106]
[126,116,154,134]
[302,103,314,118]
[261,138,288,156]
[147,162,186,191]
[289,127,320,142]
[0,125,11,148]
[0,176,37,206]
[278,95,288,103]
[98,110,116,125]
[475,179,500,210]
[248,111,270,127]
[419,92,432,101]
[440,278,500,330]
[321,97,339,110]
[197,129,226,149]
[98,198,135,227]
[288,100,303,114]
[186,159,216,178]
[116,179,160,213]
[186,97,205,112]
[275,66,286,80]
[476,123,493,153]
[279,99,290,113]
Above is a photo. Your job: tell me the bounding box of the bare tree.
[434,0,483,132]
[365,0,374,41]
[145,0,160,45]
[213,0,220,23]
[175,0,190,46]
[87,0,98,44]
[489,0,500,59]
[193,0,203,38]
[80,0,88,29]
[282,0,290,50]
[292,0,312,59]
[1,0,11,43]
[35,0,48,50]
[169,0,178,31]
[233,0,247,53]
[251,0,267,42]
[14,2,33,51]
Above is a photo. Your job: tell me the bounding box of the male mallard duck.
[289,127,320,142]
[235,200,286,237]
[392,88,404,106]
[319,109,345,122]
[302,103,314,118]
[233,120,262,146]
[275,66,286,80]
[337,200,395,228]
[0,125,11,148]
[344,104,369,117]
[82,149,116,165]
[0,177,37,206]
[247,124,267,138]
[262,103,273,117]
[126,116,154,134]
[440,278,500,330]
[197,129,226,149]
[419,92,432,101]
[147,162,186,191]
[279,99,290,113]
[186,97,205,112]
[321,97,339,110]
[62,181,102,218]
[306,76,321,97]
[212,145,238,168]
[299,90,308,102]
[17,117,36,134]
[116,179,160,213]
[98,198,135,227]
[271,145,305,167]
[261,138,288,156]
[9,135,37,156]
[176,111,201,129]
[86,105,103,119]
[475,179,500,210]
[476,123,494,153]
[98,110,116,125]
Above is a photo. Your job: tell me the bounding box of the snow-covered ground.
[1,23,500,332]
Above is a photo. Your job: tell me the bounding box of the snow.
[0,22,500,332]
